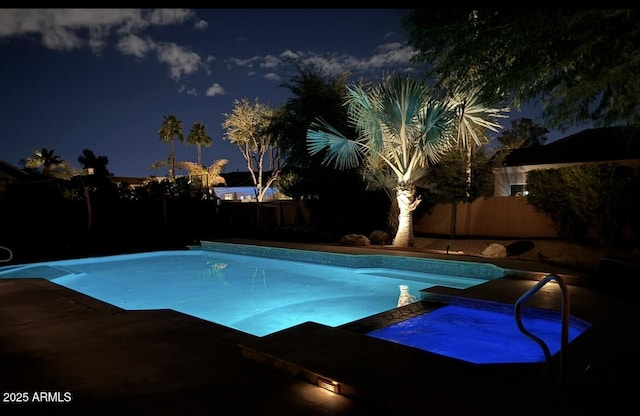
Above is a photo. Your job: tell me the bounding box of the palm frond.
[176,161,206,175]
[414,99,456,165]
[307,118,362,170]
[448,85,510,148]
[150,160,167,170]
[345,83,384,153]
[207,159,229,175]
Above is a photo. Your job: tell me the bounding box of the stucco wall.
[413,196,558,238]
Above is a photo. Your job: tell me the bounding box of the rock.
[482,243,507,258]
[506,240,535,256]
[369,230,392,245]
[339,234,370,246]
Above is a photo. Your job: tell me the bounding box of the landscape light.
[317,376,340,394]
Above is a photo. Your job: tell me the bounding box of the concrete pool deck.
[1,239,638,415]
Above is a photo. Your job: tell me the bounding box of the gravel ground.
[413,237,640,275]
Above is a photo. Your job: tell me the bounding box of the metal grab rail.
[514,273,569,380]
[1,245,13,263]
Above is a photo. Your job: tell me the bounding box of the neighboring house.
[214,171,282,201]
[108,176,150,189]
[493,125,640,196]
[0,160,30,199]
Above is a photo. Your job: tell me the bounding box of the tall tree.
[422,145,495,238]
[403,9,640,130]
[221,98,281,202]
[158,115,184,178]
[307,75,506,247]
[186,121,213,166]
[77,148,113,176]
[268,66,361,201]
[495,117,549,150]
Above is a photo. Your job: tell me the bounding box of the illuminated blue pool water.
[368,304,591,364]
[0,246,501,337]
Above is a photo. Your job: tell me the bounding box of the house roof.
[220,171,278,188]
[0,160,29,178]
[502,125,640,167]
[109,176,148,186]
[221,171,255,187]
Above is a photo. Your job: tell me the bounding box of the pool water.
[0,249,495,337]
[368,304,591,364]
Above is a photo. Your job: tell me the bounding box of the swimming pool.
[368,303,591,364]
[0,243,504,336]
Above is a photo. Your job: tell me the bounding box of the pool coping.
[194,240,508,281]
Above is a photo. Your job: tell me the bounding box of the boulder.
[369,230,392,246]
[339,234,370,246]
[481,243,507,258]
[506,240,535,256]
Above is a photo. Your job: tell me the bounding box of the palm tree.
[205,158,228,190]
[448,85,509,198]
[24,147,65,176]
[176,159,228,194]
[158,115,184,178]
[307,75,506,248]
[186,121,213,166]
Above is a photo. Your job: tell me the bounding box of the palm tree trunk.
[387,196,400,237]
[162,189,169,228]
[465,145,472,199]
[392,187,415,247]
[80,177,92,231]
[170,138,176,178]
[197,145,202,166]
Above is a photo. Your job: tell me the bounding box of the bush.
[527,163,640,244]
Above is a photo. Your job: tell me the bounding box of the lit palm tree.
[307,75,506,248]
[448,85,509,198]
[176,159,228,194]
[186,121,213,166]
[205,158,228,189]
[158,115,184,178]
[24,147,65,176]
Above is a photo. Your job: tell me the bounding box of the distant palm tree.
[176,159,228,195]
[24,147,65,176]
[186,121,213,166]
[205,159,228,189]
[158,115,184,178]
[307,75,506,247]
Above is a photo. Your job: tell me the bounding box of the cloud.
[206,83,226,96]
[146,9,193,26]
[226,43,417,80]
[117,34,151,59]
[156,42,203,80]
[264,73,281,82]
[0,9,140,37]
[227,56,261,69]
[179,84,198,96]
[0,8,203,80]
[260,54,283,70]
[194,19,208,30]
[41,26,83,51]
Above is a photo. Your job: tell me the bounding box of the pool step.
[354,268,487,288]
[239,321,466,401]
[239,321,546,406]
[0,265,85,280]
